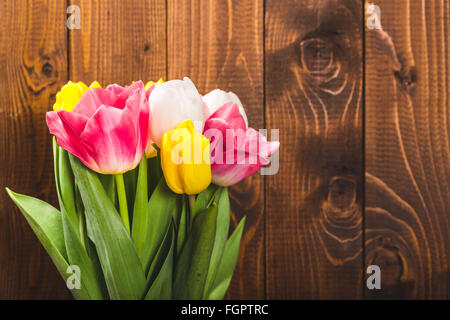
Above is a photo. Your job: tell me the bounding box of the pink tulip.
[203,102,279,186]
[46,81,149,174]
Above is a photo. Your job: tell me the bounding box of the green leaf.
[5,188,91,300]
[174,205,218,300]
[191,184,218,224]
[132,157,148,260]
[148,155,163,196]
[176,195,188,257]
[61,211,106,299]
[207,217,246,300]
[69,155,147,300]
[145,223,174,300]
[141,179,181,274]
[97,174,116,207]
[203,187,230,298]
[53,138,78,236]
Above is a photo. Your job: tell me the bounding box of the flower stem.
[188,195,196,217]
[115,174,130,234]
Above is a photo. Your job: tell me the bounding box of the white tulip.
[202,89,248,128]
[148,77,205,147]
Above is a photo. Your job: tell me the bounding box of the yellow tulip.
[161,120,211,195]
[145,78,164,91]
[53,81,101,111]
[144,78,165,158]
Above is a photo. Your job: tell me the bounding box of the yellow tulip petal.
[53,80,101,112]
[144,78,165,91]
[161,120,211,195]
[89,81,101,89]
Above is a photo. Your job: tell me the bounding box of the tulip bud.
[47,81,148,174]
[161,120,211,195]
[148,77,205,147]
[203,102,279,186]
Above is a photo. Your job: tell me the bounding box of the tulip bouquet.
[6,77,279,300]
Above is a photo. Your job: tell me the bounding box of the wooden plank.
[265,0,364,298]
[69,0,166,84]
[365,0,450,299]
[167,0,265,299]
[0,0,70,299]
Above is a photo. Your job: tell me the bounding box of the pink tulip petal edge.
[46,81,150,174]
[203,102,280,186]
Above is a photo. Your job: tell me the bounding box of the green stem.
[188,194,196,219]
[115,174,130,234]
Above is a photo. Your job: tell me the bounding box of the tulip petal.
[149,77,205,146]
[74,87,121,117]
[211,155,262,186]
[123,86,149,167]
[202,89,248,128]
[80,105,138,174]
[46,111,83,159]
[208,127,279,186]
[105,84,126,96]
[208,102,246,132]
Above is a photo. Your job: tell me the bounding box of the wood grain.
[0,0,70,299]
[69,0,166,85]
[265,0,364,299]
[167,0,265,299]
[365,0,450,299]
[2,0,450,300]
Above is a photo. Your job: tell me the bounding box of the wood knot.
[300,38,334,74]
[320,175,361,233]
[394,66,417,93]
[371,246,404,287]
[327,176,356,212]
[144,44,150,53]
[42,62,53,77]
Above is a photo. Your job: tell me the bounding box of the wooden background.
[0,0,448,299]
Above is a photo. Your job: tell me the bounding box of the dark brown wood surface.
[365,0,450,299]
[0,0,70,299]
[0,0,448,299]
[265,0,363,299]
[69,0,166,85]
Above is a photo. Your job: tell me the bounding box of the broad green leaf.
[191,184,218,223]
[132,157,148,260]
[174,205,218,300]
[53,139,78,236]
[145,226,175,300]
[145,223,174,299]
[203,187,230,298]
[147,221,173,284]
[141,179,181,274]
[207,217,246,300]
[69,155,146,300]
[74,183,88,251]
[6,188,90,300]
[61,211,105,299]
